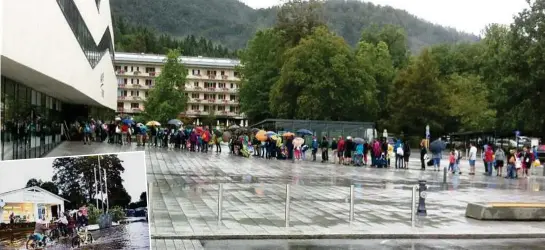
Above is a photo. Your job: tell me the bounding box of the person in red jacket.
[337,136,345,165]
[484,145,494,176]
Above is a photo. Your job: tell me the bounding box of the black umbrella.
[251,128,260,133]
[429,139,446,154]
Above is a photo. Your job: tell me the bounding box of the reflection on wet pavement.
[1,222,150,250]
[201,239,545,250]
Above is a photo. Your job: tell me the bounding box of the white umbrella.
[383,129,388,138]
[115,117,121,121]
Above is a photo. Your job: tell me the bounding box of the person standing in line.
[321,136,329,163]
[420,140,427,170]
[482,143,489,174]
[394,139,403,169]
[337,136,345,165]
[495,147,506,176]
[311,136,318,161]
[331,138,338,163]
[403,141,411,169]
[484,145,494,176]
[468,143,478,175]
[453,147,462,174]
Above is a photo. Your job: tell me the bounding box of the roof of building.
[114,52,241,68]
[0,186,70,202]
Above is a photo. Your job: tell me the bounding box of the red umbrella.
[195,127,204,134]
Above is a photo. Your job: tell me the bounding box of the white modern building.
[0,186,67,224]
[114,52,249,127]
[1,0,117,160]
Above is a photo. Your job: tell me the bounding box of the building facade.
[0,186,67,224]
[1,0,117,160]
[114,52,248,126]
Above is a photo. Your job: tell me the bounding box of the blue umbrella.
[168,119,182,126]
[140,125,148,133]
[296,129,313,135]
[122,119,134,125]
[266,131,277,136]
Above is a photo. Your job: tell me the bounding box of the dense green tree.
[143,49,189,123]
[445,74,496,132]
[356,41,395,124]
[360,24,410,68]
[52,155,131,209]
[270,27,378,120]
[238,29,283,123]
[111,0,478,52]
[388,49,448,136]
[275,0,326,47]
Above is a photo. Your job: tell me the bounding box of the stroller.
[377,153,388,168]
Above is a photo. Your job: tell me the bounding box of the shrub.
[109,206,125,222]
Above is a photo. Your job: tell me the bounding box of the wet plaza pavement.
[0,222,150,249]
[46,142,545,240]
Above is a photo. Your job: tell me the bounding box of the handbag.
[396,147,404,156]
[115,126,121,134]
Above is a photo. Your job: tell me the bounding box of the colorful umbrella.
[256,130,267,141]
[293,137,305,147]
[354,137,364,144]
[283,132,295,137]
[146,121,161,126]
[136,123,144,127]
[213,129,223,136]
[122,119,133,125]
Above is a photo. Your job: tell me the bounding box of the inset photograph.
[0,152,150,250]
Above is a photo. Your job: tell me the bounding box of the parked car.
[494,139,521,150]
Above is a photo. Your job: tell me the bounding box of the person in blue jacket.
[311,136,319,161]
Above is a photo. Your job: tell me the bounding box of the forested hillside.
[110,0,479,52]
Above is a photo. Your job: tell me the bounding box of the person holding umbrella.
[320,136,329,163]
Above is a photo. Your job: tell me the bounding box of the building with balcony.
[1,0,117,160]
[114,52,248,126]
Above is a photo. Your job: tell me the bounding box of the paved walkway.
[46,142,545,240]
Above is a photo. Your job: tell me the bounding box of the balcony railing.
[206,99,216,103]
[131,108,143,113]
[116,70,125,75]
[132,96,143,101]
[148,72,156,77]
[207,74,216,79]
[221,75,228,80]
[117,96,126,100]
[133,71,141,76]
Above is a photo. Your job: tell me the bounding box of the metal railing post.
[217,183,224,225]
[443,166,447,183]
[411,185,417,227]
[285,184,291,227]
[349,185,355,222]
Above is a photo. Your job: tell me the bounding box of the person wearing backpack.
[394,139,404,169]
[83,122,92,145]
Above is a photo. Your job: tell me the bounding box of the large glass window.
[1,77,63,160]
[56,0,114,68]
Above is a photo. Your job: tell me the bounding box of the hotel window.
[131,91,139,97]
[191,93,199,99]
[191,105,199,110]
[230,95,236,101]
[234,71,240,77]
[131,66,133,72]
[117,102,123,108]
[230,106,235,112]
[123,90,127,96]
[115,65,121,71]
[145,67,155,73]
[217,94,225,100]
[145,91,149,98]
[217,106,225,111]
[131,103,139,109]
[207,70,217,76]
[136,79,140,85]
[136,66,140,72]
[221,71,225,76]
[131,79,134,84]
[124,66,128,71]
[218,83,225,88]
[203,105,209,112]
[145,79,153,86]
[192,69,201,75]
[123,78,128,84]
[193,82,199,87]
[230,83,234,88]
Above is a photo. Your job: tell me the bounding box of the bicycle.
[71,226,93,247]
[26,232,50,249]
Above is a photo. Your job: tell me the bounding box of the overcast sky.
[0,152,147,203]
[239,0,529,35]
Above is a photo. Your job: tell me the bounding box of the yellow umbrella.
[256,130,267,141]
[146,121,161,126]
